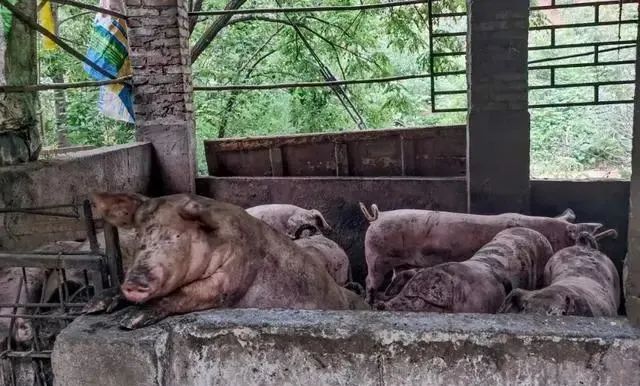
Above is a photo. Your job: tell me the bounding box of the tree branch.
[228,15,381,70]
[191,0,248,63]
[189,0,204,33]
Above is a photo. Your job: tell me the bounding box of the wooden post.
[466,0,530,214]
[625,21,640,325]
[125,0,196,194]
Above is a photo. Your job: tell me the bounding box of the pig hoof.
[83,288,126,315]
[118,306,166,330]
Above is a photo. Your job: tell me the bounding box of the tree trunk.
[0,0,40,166]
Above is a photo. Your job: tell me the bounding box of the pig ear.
[555,208,576,223]
[91,192,148,228]
[178,200,217,233]
[310,209,331,231]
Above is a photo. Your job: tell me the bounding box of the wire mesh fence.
[0,200,123,386]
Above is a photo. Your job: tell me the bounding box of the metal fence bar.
[0,253,104,270]
[50,0,127,19]
[194,73,431,91]
[530,0,637,11]
[529,39,637,50]
[529,80,634,90]
[530,19,637,31]
[529,59,635,70]
[189,0,428,16]
[530,100,634,108]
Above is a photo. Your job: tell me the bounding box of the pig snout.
[13,318,33,343]
[121,266,165,303]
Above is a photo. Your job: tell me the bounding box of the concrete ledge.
[53,309,640,386]
[0,143,153,250]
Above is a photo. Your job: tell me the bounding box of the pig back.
[543,246,620,300]
[294,235,350,286]
[471,227,553,291]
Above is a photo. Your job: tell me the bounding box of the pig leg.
[118,272,240,330]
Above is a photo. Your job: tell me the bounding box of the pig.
[0,268,46,348]
[378,227,553,313]
[292,224,350,286]
[246,204,331,238]
[499,229,620,317]
[0,239,80,347]
[83,192,368,329]
[359,202,599,303]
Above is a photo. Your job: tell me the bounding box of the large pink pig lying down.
[84,192,367,329]
[359,202,603,304]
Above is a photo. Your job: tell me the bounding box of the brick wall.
[125,0,196,194]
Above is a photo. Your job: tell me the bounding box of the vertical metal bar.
[428,0,436,112]
[103,223,124,288]
[594,4,600,23]
[550,28,555,46]
[594,85,599,103]
[550,68,555,86]
[82,200,99,252]
[594,44,599,64]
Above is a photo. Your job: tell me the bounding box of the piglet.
[246,204,331,238]
[292,224,350,286]
[84,192,368,329]
[359,202,598,304]
[499,229,619,317]
[379,227,553,313]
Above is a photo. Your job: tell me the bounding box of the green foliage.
[36,0,636,179]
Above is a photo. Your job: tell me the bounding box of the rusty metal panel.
[413,127,466,177]
[212,149,272,177]
[347,138,402,176]
[204,126,466,177]
[281,143,337,176]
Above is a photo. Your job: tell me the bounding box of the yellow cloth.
[38,0,56,51]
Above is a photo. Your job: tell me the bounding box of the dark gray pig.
[499,229,619,317]
[378,228,553,313]
[359,202,601,303]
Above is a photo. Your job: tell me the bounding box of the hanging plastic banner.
[84,0,133,123]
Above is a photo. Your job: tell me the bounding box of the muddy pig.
[0,239,80,347]
[84,192,368,329]
[499,229,619,317]
[246,204,331,238]
[378,228,553,313]
[359,202,602,303]
[292,224,350,286]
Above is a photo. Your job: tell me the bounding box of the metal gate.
[0,201,123,386]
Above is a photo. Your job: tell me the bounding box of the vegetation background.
[35,0,638,178]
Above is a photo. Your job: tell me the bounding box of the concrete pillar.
[125,0,196,194]
[625,21,640,325]
[466,0,530,214]
[0,0,40,166]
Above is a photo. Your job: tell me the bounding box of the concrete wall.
[53,309,640,386]
[0,143,153,251]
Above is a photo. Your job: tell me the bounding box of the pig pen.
[1,129,637,386]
